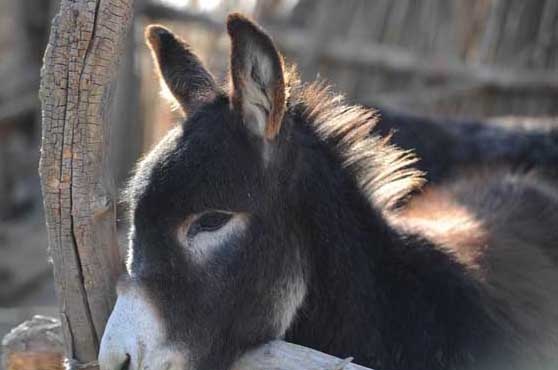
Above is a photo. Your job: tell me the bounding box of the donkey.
[99,13,558,370]
[372,111,558,183]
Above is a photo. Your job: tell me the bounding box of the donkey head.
[99,14,308,370]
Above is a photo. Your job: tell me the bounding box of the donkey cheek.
[275,274,307,336]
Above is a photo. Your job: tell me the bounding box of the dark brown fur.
[290,77,558,369]
[393,171,558,367]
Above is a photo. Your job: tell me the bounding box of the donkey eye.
[188,211,233,237]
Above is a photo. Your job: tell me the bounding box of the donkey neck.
[285,140,400,356]
[284,125,494,369]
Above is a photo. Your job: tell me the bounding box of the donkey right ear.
[145,25,219,114]
[227,13,286,141]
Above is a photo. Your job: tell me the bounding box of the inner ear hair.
[145,24,219,115]
[227,13,286,141]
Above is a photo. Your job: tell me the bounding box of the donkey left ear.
[227,13,286,141]
[146,25,219,115]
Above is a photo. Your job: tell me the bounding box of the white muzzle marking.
[99,284,187,370]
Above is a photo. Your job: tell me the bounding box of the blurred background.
[0,0,557,361]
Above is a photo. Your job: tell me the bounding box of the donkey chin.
[99,282,189,370]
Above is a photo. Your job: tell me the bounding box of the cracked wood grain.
[39,0,134,367]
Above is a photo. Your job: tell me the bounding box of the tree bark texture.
[39,0,134,367]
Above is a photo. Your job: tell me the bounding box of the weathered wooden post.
[38,0,135,368]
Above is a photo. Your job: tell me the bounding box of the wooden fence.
[142,0,558,120]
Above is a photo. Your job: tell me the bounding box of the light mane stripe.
[294,81,425,209]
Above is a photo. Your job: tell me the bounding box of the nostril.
[121,354,131,370]
[98,350,130,370]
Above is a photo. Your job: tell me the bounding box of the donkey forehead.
[129,101,264,225]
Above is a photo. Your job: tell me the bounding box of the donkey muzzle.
[99,282,187,370]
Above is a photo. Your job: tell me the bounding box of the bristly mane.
[289,76,425,210]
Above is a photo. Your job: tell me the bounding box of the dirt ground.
[0,213,58,370]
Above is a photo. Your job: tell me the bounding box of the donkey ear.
[145,25,218,114]
[227,13,286,140]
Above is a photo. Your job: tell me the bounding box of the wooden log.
[143,2,222,31]
[232,340,373,370]
[296,0,336,80]
[276,29,558,93]
[1,316,64,370]
[2,317,374,370]
[39,0,134,368]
